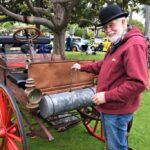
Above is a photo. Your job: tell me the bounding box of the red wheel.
[0,83,28,150]
[78,106,105,142]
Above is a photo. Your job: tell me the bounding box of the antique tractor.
[0,27,105,150]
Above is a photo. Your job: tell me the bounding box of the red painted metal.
[0,87,24,150]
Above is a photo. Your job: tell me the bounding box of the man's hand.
[71,63,81,70]
[92,92,106,105]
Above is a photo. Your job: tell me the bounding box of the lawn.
[27,52,150,150]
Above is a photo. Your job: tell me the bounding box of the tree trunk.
[144,5,150,36]
[128,11,133,25]
[52,29,66,60]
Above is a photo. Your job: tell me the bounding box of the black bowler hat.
[98,4,128,26]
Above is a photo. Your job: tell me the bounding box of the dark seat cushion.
[7,73,27,89]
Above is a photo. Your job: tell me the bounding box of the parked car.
[90,36,103,52]
[94,36,103,44]
[91,37,111,52]
[102,38,111,51]
[66,36,89,52]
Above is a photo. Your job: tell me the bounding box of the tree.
[0,0,148,59]
[144,5,150,36]
[0,0,80,60]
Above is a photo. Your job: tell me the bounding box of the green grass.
[128,91,150,150]
[27,124,103,150]
[65,51,105,61]
[27,52,150,150]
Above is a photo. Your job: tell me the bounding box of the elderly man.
[72,4,147,150]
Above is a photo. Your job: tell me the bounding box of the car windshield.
[72,38,81,42]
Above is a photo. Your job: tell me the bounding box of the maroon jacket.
[81,26,148,114]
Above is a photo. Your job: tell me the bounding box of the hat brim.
[97,12,129,27]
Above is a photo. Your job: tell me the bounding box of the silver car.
[70,36,89,52]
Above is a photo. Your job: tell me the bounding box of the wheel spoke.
[7,122,17,132]
[5,137,19,150]
[79,106,105,141]
[84,118,92,125]
[93,120,99,133]
[7,122,22,142]
[7,133,22,143]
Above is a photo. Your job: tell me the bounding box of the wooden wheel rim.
[79,106,105,141]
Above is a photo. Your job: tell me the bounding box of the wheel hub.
[9,127,17,133]
[0,127,6,137]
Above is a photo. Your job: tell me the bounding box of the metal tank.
[39,87,96,118]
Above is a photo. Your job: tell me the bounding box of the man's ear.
[122,18,127,25]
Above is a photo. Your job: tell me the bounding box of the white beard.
[107,28,124,43]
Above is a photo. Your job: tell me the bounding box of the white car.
[69,36,89,52]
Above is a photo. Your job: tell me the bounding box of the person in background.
[66,35,72,51]
[145,36,150,90]
[72,4,147,150]
[37,44,46,53]
[96,42,104,51]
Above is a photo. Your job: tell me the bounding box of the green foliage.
[85,29,94,39]
[0,22,13,28]
[74,26,83,37]
[98,31,105,38]
[71,0,104,26]
[0,0,52,22]
[70,0,145,28]
[131,19,144,33]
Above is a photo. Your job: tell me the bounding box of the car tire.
[90,46,95,51]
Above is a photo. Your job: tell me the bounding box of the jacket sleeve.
[105,44,148,102]
[81,60,103,75]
